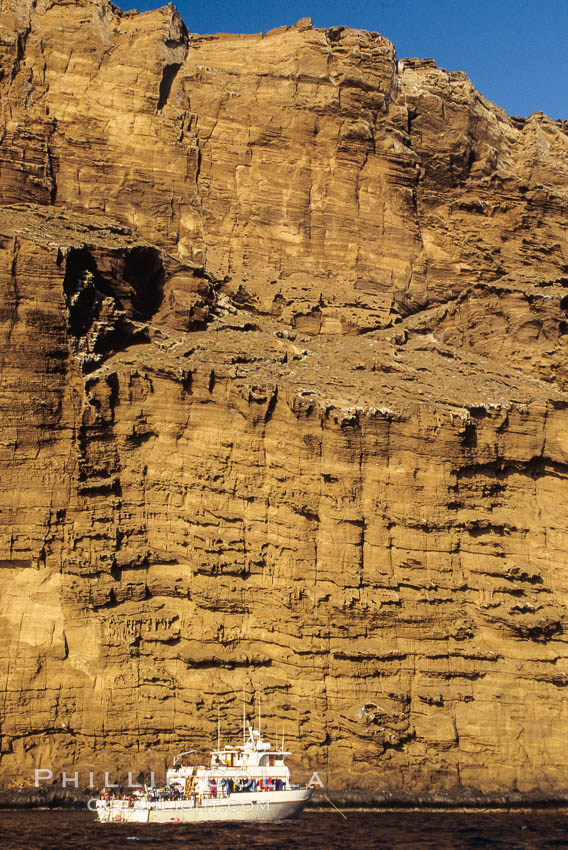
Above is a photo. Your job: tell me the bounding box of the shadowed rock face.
[0,0,568,802]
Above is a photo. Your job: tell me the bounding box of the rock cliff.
[0,0,568,801]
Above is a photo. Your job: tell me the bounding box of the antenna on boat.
[282,727,285,752]
[217,703,221,751]
[258,693,261,738]
[242,684,246,747]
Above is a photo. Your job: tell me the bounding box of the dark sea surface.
[0,809,567,850]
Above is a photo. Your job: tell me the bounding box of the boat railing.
[99,778,292,808]
[200,787,229,801]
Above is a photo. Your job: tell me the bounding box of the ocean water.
[0,809,567,849]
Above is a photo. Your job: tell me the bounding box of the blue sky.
[118,0,567,119]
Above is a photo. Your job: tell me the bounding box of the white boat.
[95,724,313,824]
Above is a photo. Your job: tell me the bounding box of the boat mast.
[258,693,261,738]
[242,685,246,747]
[217,703,220,751]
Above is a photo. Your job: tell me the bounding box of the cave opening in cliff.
[123,246,165,321]
[63,247,113,337]
[157,62,182,111]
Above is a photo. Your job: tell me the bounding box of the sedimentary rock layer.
[0,0,567,800]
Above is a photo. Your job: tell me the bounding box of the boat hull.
[96,788,312,824]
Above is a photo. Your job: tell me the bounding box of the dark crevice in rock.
[264,387,278,422]
[122,247,165,321]
[157,63,182,111]
[63,248,112,337]
[455,456,568,482]
[460,422,477,448]
[183,657,272,669]
[77,478,122,496]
